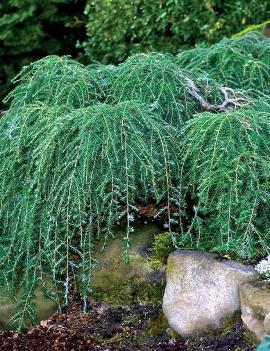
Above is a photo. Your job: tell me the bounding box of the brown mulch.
[0,298,256,351]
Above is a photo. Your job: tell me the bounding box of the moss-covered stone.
[240,280,270,343]
[91,224,166,305]
[148,232,175,271]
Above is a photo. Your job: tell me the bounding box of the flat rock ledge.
[240,280,270,343]
[162,250,258,337]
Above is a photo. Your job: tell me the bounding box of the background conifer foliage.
[0,0,86,104]
[82,0,270,63]
[1,0,270,105]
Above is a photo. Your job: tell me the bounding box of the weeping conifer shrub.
[0,98,181,327]
[0,48,269,328]
[176,32,270,95]
[105,52,233,127]
[178,100,270,258]
[4,55,104,109]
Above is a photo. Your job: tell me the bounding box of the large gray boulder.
[162,250,258,336]
[240,281,270,342]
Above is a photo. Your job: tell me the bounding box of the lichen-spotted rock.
[162,250,258,336]
[240,281,270,342]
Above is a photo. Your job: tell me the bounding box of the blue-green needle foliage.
[0,97,180,328]
[179,101,270,258]
[4,55,104,109]
[1,40,270,327]
[106,52,227,127]
[177,32,270,96]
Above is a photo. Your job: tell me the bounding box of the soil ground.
[0,298,256,351]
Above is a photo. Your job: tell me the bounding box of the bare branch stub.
[218,87,249,111]
[184,76,250,112]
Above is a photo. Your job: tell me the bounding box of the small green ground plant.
[0,31,270,327]
[148,232,175,270]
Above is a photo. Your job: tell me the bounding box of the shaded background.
[1,0,270,106]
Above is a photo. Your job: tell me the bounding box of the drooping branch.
[184,77,250,112]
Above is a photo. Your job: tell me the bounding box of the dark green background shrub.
[1,0,270,106]
[0,0,86,105]
[82,0,270,64]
